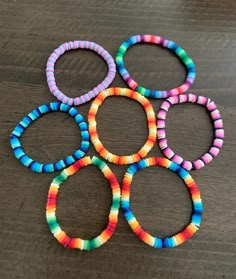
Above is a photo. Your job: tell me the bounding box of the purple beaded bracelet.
[157,94,224,171]
[46,41,116,106]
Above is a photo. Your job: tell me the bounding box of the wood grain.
[0,0,236,278]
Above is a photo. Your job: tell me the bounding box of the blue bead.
[19,155,33,167]
[39,104,50,114]
[79,122,88,131]
[22,116,32,126]
[154,238,163,248]
[169,162,180,172]
[50,102,60,111]
[75,114,84,123]
[68,108,78,118]
[54,160,66,171]
[178,167,189,178]
[191,213,202,226]
[10,136,21,148]
[81,141,89,152]
[14,147,24,159]
[43,164,54,173]
[64,156,75,165]
[30,162,43,172]
[138,159,147,169]
[121,200,130,210]
[32,108,41,118]
[163,237,174,248]
[74,149,85,159]
[81,131,90,141]
[127,164,138,174]
[60,103,70,112]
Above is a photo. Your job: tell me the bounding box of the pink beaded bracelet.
[157,94,224,171]
[46,40,116,106]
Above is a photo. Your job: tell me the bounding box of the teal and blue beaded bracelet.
[10,102,90,173]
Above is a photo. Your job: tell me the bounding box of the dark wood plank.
[0,0,235,278]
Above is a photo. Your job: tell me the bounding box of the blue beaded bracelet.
[10,102,90,173]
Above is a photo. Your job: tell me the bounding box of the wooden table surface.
[0,1,235,278]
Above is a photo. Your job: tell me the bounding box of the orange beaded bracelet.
[88,88,157,164]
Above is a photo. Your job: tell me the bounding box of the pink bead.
[213,138,223,148]
[158,138,167,149]
[172,154,183,164]
[209,147,220,157]
[161,101,171,110]
[207,101,217,111]
[193,160,205,170]
[157,110,167,120]
[169,88,179,97]
[197,96,208,105]
[163,147,174,158]
[201,153,212,164]
[188,94,197,103]
[179,94,188,103]
[128,79,138,89]
[178,83,189,94]
[157,120,165,128]
[211,109,221,120]
[182,161,192,171]
[215,129,224,139]
[153,36,162,44]
[214,119,223,129]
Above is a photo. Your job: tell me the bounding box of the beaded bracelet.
[46,156,121,251]
[88,87,157,164]
[122,157,203,248]
[46,40,116,106]
[10,102,90,173]
[157,94,224,171]
[116,35,196,99]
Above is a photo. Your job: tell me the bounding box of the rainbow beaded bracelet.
[116,34,196,99]
[157,94,224,171]
[88,87,157,165]
[122,157,203,248]
[46,156,121,251]
[10,102,90,173]
[46,40,116,106]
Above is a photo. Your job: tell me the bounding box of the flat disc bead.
[116,35,196,99]
[121,157,203,248]
[10,102,90,173]
[46,156,121,251]
[88,87,157,165]
[157,94,224,171]
[46,40,116,106]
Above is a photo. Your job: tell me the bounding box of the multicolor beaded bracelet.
[46,156,121,251]
[46,40,116,106]
[157,94,224,171]
[88,87,157,165]
[116,34,196,99]
[122,157,203,248]
[10,102,90,173]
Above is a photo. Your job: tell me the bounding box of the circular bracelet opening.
[123,43,186,91]
[116,35,196,99]
[122,157,203,248]
[95,96,148,156]
[53,49,108,98]
[127,164,192,237]
[46,156,121,251]
[88,87,157,165]
[157,94,224,171]
[10,102,90,173]
[21,112,82,163]
[46,40,116,106]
